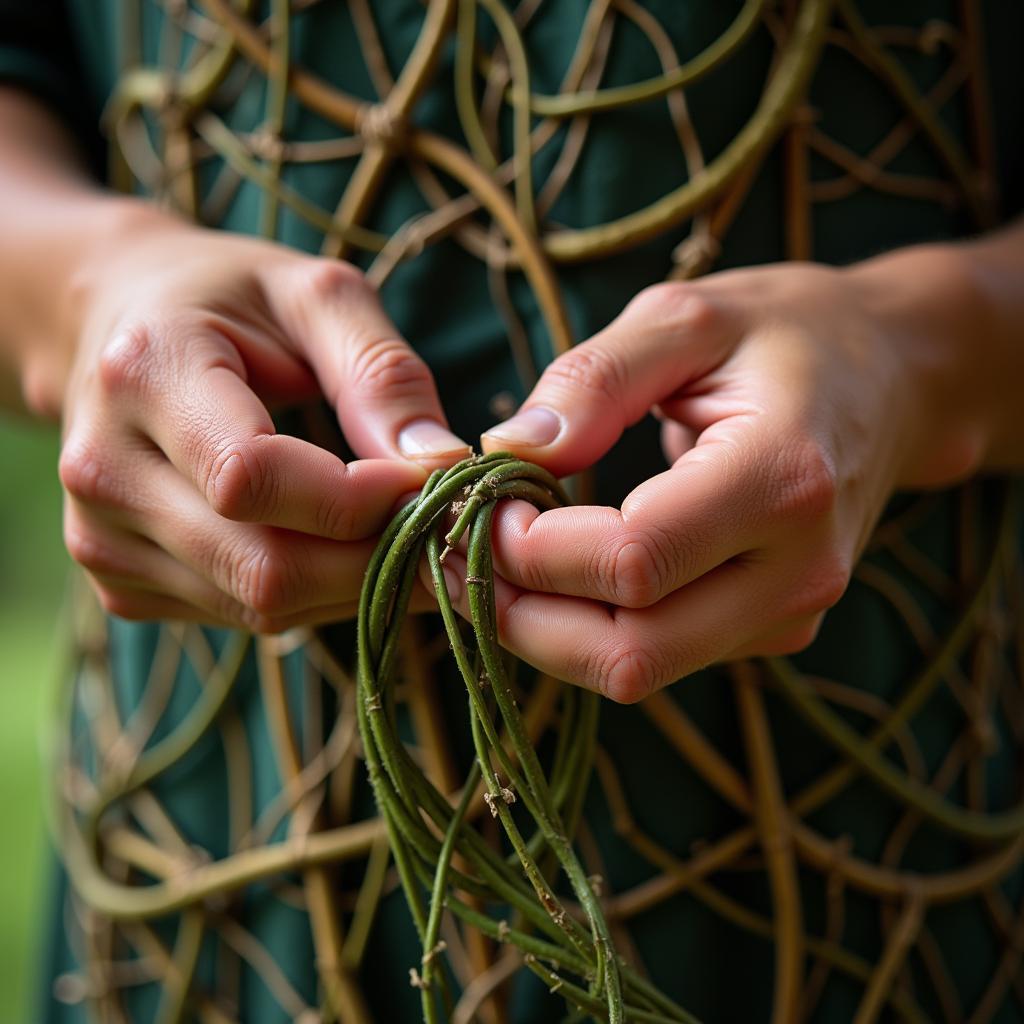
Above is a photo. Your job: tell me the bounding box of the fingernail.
[482,406,561,447]
[398,419,472,460]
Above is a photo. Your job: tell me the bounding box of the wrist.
[19,195,187,420]
[846,243,992,489]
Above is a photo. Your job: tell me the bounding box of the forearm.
[0,89,171,419]
[848,221,1024,483]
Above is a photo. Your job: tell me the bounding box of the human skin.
[0,89,470,631]
[3,89,1022,682]
[428,226,1024,702]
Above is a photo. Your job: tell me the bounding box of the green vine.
[356,452,700,1024]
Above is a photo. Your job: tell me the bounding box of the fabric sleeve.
[0,0,103,174]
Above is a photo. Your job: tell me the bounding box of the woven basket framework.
[50,2,1024,1022]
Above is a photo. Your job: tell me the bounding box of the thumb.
[269,260,471,467]
[481,284,731,478]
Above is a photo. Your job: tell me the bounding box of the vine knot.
[483,775,516,817]
[357,104,407,148]
[249,123,287,162]
[421,940,447,966]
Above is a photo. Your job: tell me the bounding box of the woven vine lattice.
[51,1,1024,1021]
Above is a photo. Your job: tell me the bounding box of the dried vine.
[48,2,1024,1022]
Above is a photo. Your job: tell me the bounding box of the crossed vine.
[49,1,1024,1022]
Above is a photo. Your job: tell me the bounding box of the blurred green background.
[0,415,68,1022]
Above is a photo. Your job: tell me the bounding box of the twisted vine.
[356,453,699,1023]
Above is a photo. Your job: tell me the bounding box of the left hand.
[437,262,986,702]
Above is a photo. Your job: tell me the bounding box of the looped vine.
[356,453,700,1023]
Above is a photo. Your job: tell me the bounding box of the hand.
[439,262,988,702]
[57,207,470,631]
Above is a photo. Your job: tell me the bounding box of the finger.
[726,612,825,660]
[65,453,436,627]
[66,498,298,628]
[129,569,437,630]
[98,318,426,539]
[71,525,252,629]
[78,529,377,631]
[77,450,378,618]
[87,583,235,627]
[114,452,378,617]
[263,261,471,467]
[83,525,448,626]
[439,548,833,702]
[148,461,442,623]
[481,283,735,477]
[490,411,841,608]
[659,418,696,463]
[88,575,366,631]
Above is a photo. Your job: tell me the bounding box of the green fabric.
[2,1,1022,1020]
[0,0,104,173]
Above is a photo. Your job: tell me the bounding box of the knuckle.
[205,440,275,522]
[97,322,157,395]
[599,643,664,704]
[623,282,721,335]
[300,259,368,303]
[506,549,555,593]
[59,438,120,507]
[796,551,850,615]
[235,542,298,618]
[782,546,850,621]
[350,337,433,401]
[543,343,628,406]
[63,522,118,575]
[606,528,677,608]
[314,493,358,540]
[772,439,838,522]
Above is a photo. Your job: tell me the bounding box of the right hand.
[57,208,469,631]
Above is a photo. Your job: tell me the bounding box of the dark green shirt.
[3,1,1023,1021]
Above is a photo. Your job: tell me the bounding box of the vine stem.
[733,663,805,1024]
[356,453,693,1024]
